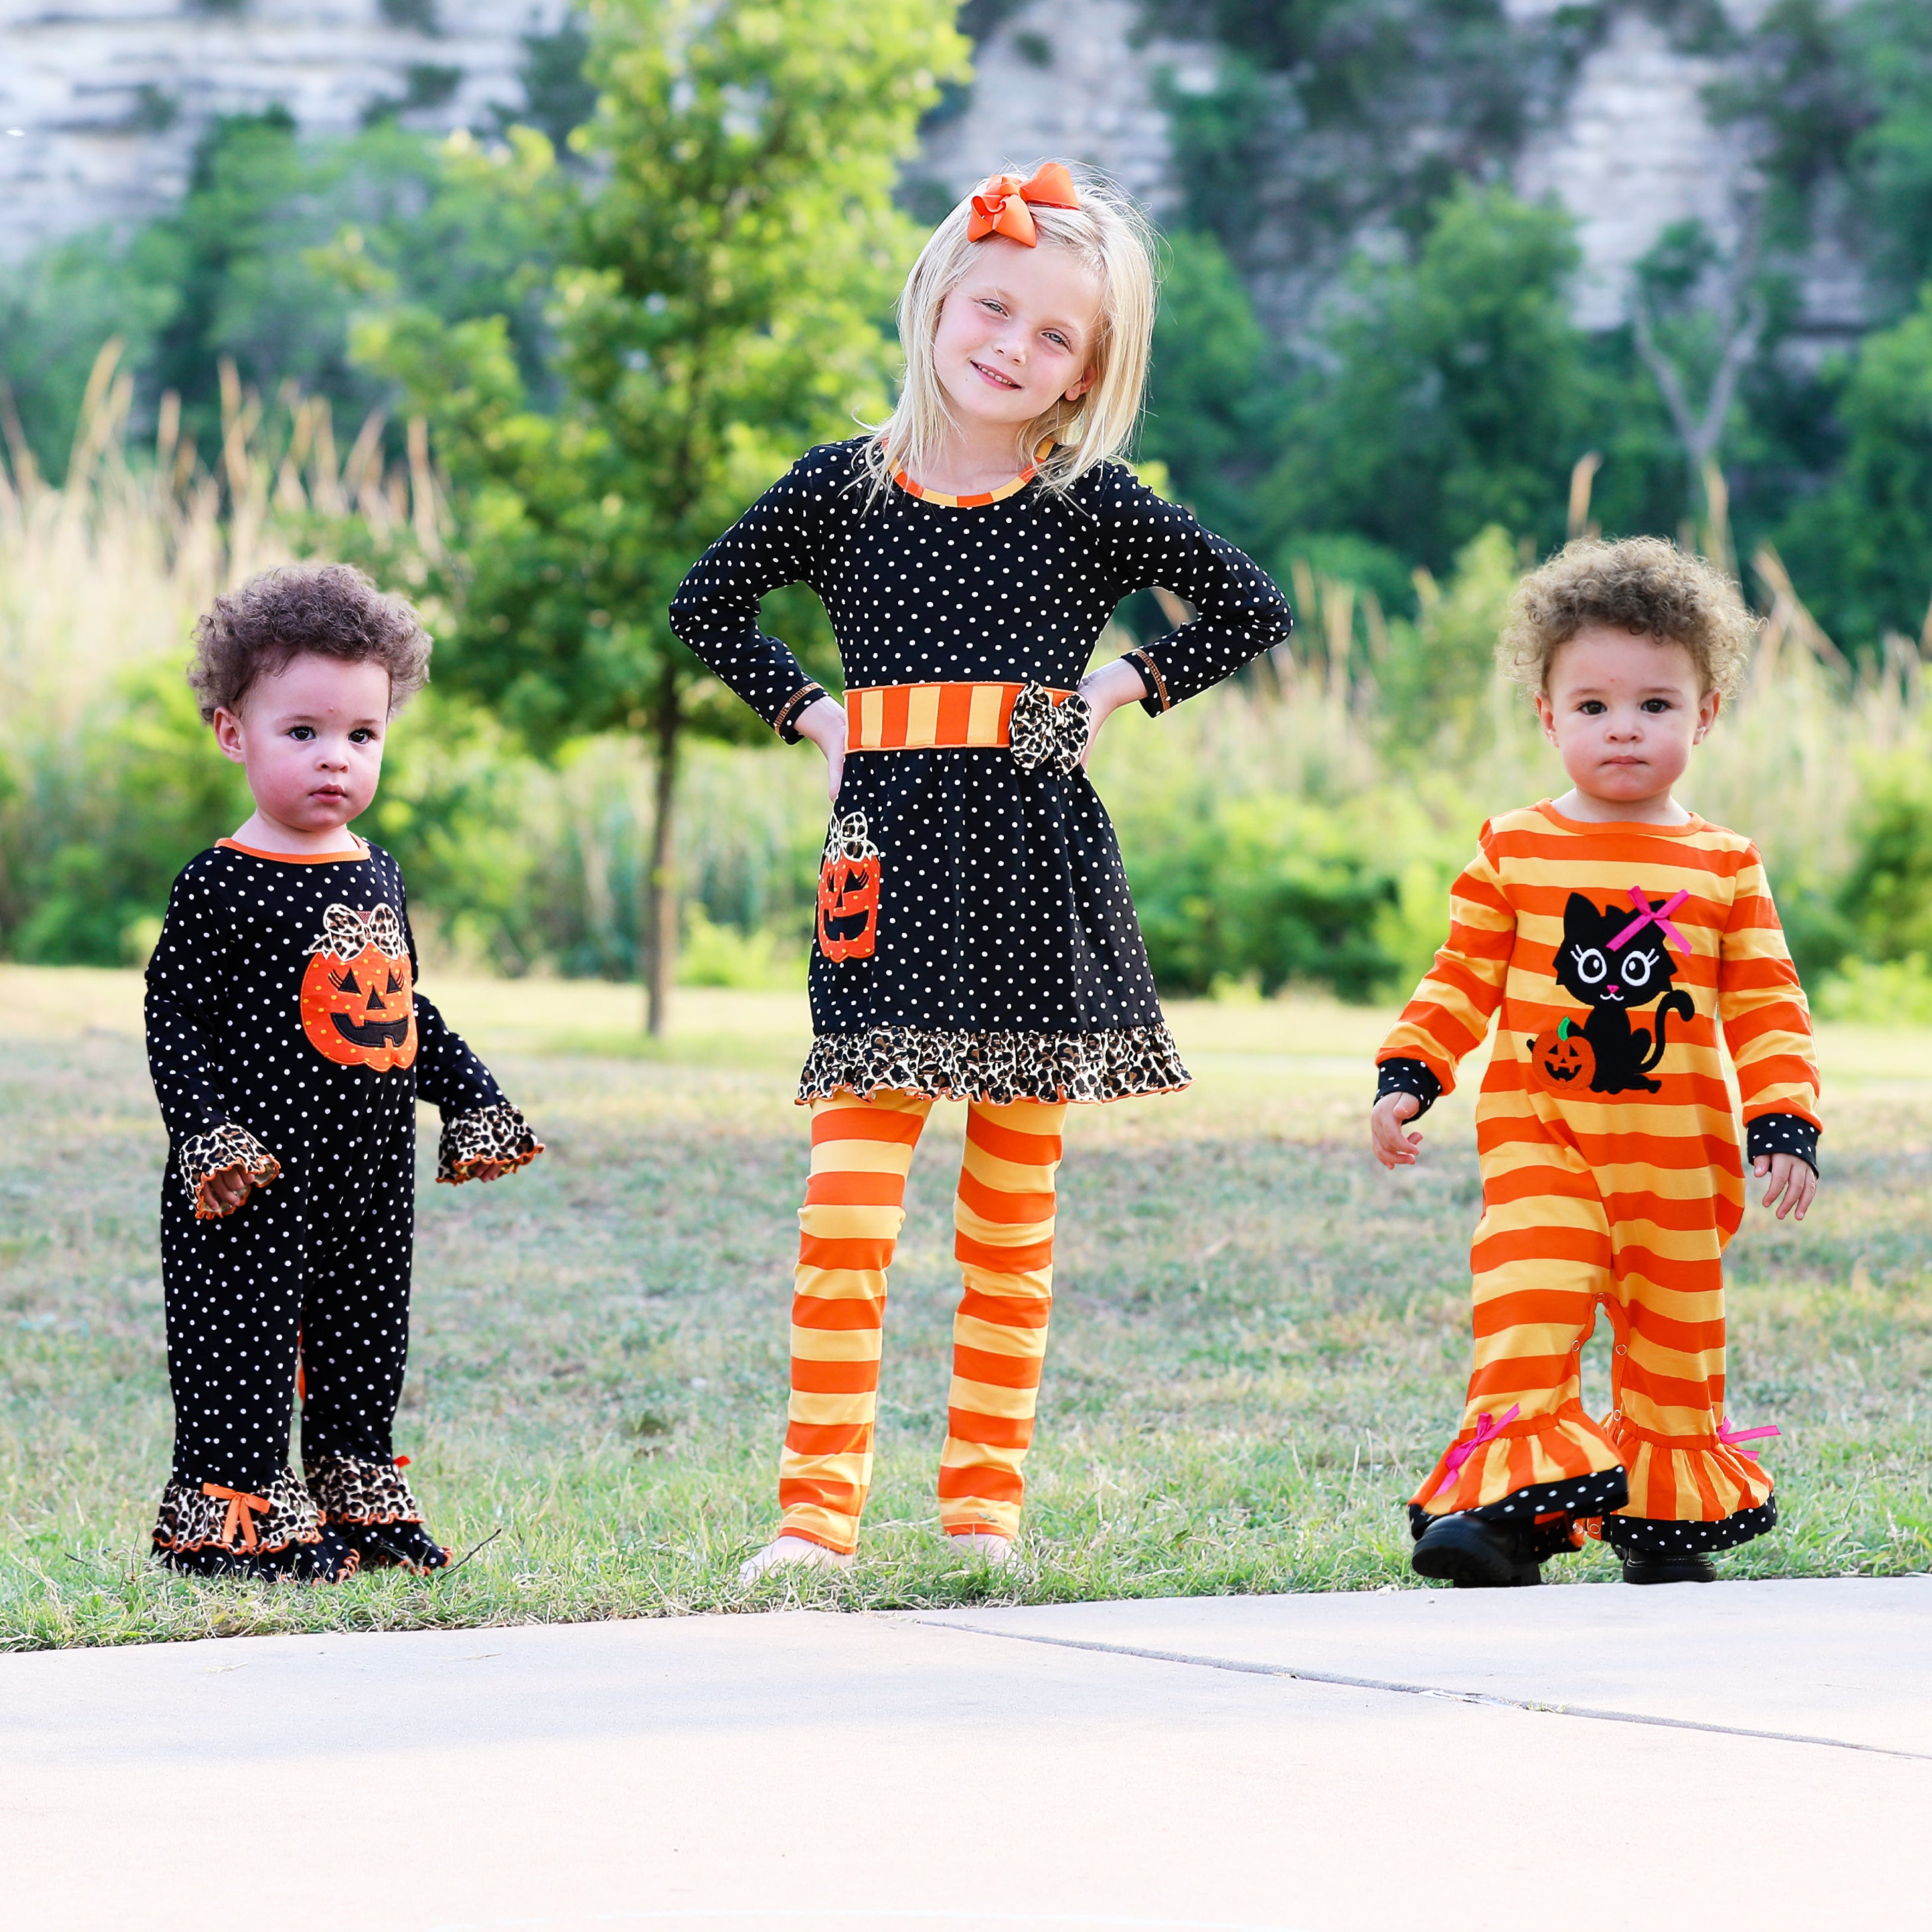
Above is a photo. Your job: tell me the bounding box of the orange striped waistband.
[845,681,1076,752]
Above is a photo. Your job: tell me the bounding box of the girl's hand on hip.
[1370,1091,1423,1169]
[795,695,847,803]
[1753,1151,1818,1222]
[1076,658,1150,767]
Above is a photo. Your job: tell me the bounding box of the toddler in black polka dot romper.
[145,564,542,1583]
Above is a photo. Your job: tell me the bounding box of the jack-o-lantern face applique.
[299,902,418,1072]
[816,811,882,964]
[1527,1016,1595,1095]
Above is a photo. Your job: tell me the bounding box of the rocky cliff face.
[920,0,1863,347]
[0,0,568,258]
[0,0,1865,343]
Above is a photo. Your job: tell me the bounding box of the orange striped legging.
[780,1089,1067,1554]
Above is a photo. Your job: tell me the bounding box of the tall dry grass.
[4,357,1930,999]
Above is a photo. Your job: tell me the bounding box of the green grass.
[2,972,1929,1649]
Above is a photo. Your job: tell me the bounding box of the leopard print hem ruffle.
[151,1467,323,1554]
[436,1101,544,1184]
[305,1454,426,1525]
[177,1121,282,1218]
[797,1022,1191,1106]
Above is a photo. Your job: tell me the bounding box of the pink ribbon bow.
[1611,886,1690,957]
[1434,1404,1520,1498]
[1718,1415,1780,1459]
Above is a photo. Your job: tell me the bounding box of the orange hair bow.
[967,163,1081,247]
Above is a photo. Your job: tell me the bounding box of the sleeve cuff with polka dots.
[1746,1112,1818,1174]
[1375,1057,1441,1119]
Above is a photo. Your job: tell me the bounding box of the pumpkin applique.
[299,902,418,1072]
[817,811,881,964]
[1527,1016,1595,1095]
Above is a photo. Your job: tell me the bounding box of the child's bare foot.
[946,1531,1014,1567]
[738,1534,853,1583]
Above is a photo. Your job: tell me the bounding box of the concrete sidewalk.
[1,1579,1925,1932]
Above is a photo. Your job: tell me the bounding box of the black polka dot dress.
[670,439,1295,1103]
[143,839,540,1569]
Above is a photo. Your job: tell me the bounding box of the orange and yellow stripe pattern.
[1380,803,1820,1529]
[781,1089,1066,1553]
[843,681,1077,753]
[890,462,1035,509]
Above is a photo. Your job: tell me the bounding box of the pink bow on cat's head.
[1612,887,1689,957]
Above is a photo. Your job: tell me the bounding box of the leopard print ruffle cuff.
[798,1022,1192,1106]
[436,1101,544,1184]
[152,1467,322,1555]
[178,1122,282,1219]
[305,1455,425,1526]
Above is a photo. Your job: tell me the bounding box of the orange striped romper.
[1376,801,1820,1560]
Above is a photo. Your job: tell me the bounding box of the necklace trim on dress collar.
[890,462,1036,509]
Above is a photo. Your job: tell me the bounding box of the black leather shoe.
[333,1518,453,1574]
[1621,1549,1716,1585]
[1411,1513,1542,1587]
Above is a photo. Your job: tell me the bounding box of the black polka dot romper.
[143,839,539,1574]
[669,439,1295,1101]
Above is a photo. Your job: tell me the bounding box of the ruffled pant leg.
[1411,1132,1629,1555]
[152,1176,329,1568]
[1600,1211,1775,1556]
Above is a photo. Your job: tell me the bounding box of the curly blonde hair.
[1498,536,1759,700]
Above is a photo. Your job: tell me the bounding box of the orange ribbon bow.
[202,1482,271,1551]
[967,163,1081,246]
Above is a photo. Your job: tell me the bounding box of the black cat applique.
[1547,888,1696,1095]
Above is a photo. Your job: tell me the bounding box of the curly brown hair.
[188,562,432,723]
[1498,536,1759,700]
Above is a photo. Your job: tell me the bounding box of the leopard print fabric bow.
[1008,683,1093,777]
[821,811,880,867]
[308,902,407,960]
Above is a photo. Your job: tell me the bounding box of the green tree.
[1139,229,1282,550]
[361,0,967,1031]
[1780,286,1932,651]
[1255,182,1595,574]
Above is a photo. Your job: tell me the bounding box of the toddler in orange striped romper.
[1371,537,1820,1588]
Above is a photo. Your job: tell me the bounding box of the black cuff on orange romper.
[1746,1113,1818,1174]
[1376,1058,1441,1119]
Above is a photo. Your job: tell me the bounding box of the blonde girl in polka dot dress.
[672,163,1294,1578]
[145,565,541,1583]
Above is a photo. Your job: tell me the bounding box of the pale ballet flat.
[946,1531,1015,1568]
[737,1534,854,1583]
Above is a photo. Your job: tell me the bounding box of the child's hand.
[795,695,847,802]
[468,1159,513,1184]
[1754,1151,1817,1222]
[1076,659,1150,767]
[1371,1091,1423,1169]
[197,1168,255,1216]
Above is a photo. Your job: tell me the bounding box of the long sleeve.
[1376,828,1516,1099]
[668,449,832,740]
[402,894,544,1184]
[1718,842,1821,1167]
[1088,465,1294,712]
[145,864,280,1215]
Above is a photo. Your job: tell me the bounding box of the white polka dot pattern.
[669,438,1296,1102]
[143,841,535,1538]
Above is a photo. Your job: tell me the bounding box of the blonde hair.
[867,163,1158,496]
[1498,536,1759,701]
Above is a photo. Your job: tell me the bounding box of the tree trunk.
[643,669,681,1036]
